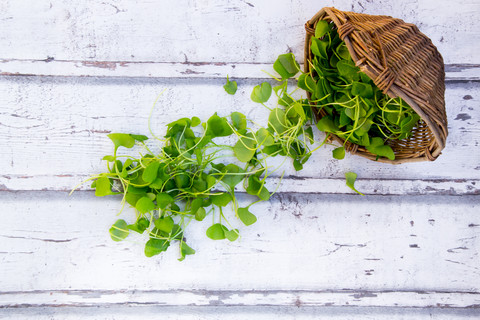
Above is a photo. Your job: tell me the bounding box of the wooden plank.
[1,290,479,309]
[1,174,479,196]
[0,79,478,193]
[1,60,478,80]
[1,192,479,293]
[0,306,479,320]
[0,0,478,65]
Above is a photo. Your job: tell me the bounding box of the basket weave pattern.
[304,7,448,163]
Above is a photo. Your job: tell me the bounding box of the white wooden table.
[1,1,479,318]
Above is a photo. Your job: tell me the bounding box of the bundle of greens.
[76,53,364,261]
[300,20,421,161]
[87,113,277,260]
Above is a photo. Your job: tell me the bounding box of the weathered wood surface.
[0,192,479,304]
[0,0,478,65]
[0,306,478,320]
[0,79,478,195]
[0,0,479,318]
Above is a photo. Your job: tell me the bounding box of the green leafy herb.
[206,223,228,240]
[79,47,380,262]
[237,207,257,226]
[251,82,272,103]
[223,75,238,95]
[302,25,423,161]
[109,219,129,241]
[273,53,300,80]
[345,171,364,195]
[332,146,345,160]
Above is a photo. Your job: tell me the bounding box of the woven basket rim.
[304,7,447,164]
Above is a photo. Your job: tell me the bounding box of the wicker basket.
[304,7,447,164]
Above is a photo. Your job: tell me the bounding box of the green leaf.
[263,144,281,155]
[256,128,275,146]
[127,185,148,194]
[179,241,196,261]
[400,114,420,133]
[351,82,373,98]
[293,159,303,171]
[292,101,306,121]
[154,216,174,233]
[156,193,174,209]
[171,224,183,240]
[360,72,371,83]
[195,207,207,221]
[278,92,294,107]
[366,137,395,160]
[223,75,238,95]
[109,219,129,242]
[166,118,191,135]
[102,155,115,162]
[130,134,148,142]
[246,175,270,201]
[136,196,155,214]
[220,164,245,190]
[225,229,239,242]
[337,60,360,82]
[238,207,257,226]
[190,198,203,215]
[145,238,170,257]
[339,109,351,127]
[174,172,190,189]
[205,113,234,137]
[191,116,201,127]
[332,146,345,160]
[316,116,339,133]
[206,223,227,240]
[297,73,316,93]
[211,193,232,207]
[345,171,364,195]
[108,133,136,150]
[128,217,150,234]
[268,108,287,134]
[142,161,160,184]
[206,175,217,189]
[231,112,247,131]
[273,53,300,80]
[95,176,113,197]
[305,126,314,143]
[251,82,272,103]
[311,37,328,60]
[125,192,144,207]
[149,178,165,189]
[336,43,350,60]
[315,20,330,38]
[234,132,256,162]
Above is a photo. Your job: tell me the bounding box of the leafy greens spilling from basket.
[300,20,421,160]
[77,33,429,260]
[80,98,361,260]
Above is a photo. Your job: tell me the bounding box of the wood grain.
[1,290,479,308]
[1,0,479,317]
[0,306,478,320]
[1,192,478,293]
[0,0,478,65]
[0,60,478,80]
[0,79,478,194]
